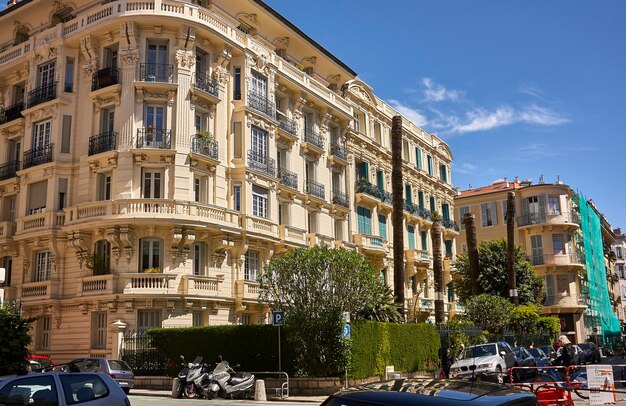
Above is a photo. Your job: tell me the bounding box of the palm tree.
[431,212,444,323]
[463,213,481,295]
[391,115,405,319]
[506,191,519,305]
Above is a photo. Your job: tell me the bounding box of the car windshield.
[107,360,132,371]
[513,348,523,357]
[460,344,497,359]
[578,344,590,350]
[528,348,545,358]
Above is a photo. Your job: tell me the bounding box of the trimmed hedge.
[148,325,296,376]
[350,320,440,379]
[149,321,440,378]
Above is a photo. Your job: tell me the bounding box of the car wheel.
[495,366,503,384]
[122,388,130,395]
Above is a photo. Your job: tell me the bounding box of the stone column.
[110,319,128,360]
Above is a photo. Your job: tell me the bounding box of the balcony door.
[7,139,20,162]
[37,61,56,88]
[251,126,268,159]
[33,121,51,149]
[250,71,267,96]
[100,109,114,133]
[531,235,544,264]
[145,106,165,146]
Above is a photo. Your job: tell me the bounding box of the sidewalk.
[129,388,327,403]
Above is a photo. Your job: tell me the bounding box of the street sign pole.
[272,311,285,378]
[0,267,5,306]
[278,324,281,377]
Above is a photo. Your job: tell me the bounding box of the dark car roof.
[323,379,538,406]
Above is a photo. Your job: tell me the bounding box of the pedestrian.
[529,342,535,349]
[555,335,575,368]
[442,348,452,379]
[458,343,465,359]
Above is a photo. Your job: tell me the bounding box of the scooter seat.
[229,372,252,385]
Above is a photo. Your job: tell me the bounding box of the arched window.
[14,28,29,46]
[51,7,74,26]
[140,238,162,272]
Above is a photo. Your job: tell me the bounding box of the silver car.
[70,358,134,394]
[449,342,518,384]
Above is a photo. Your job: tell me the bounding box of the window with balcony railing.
[304,129,324,150]
[0,160,20,181]
[193,72,219,97]
[136,128,171,149]
[330,143,347,160]
[140,63,173,83]
[247,149,275,177]
[0,102,25,125]
[89,131,116,155]
[247,91,275,118]
[191,136,218,160]
[332,190,349,208]
[278,167,298,190]
[23,144,53,169]
[92,67,120,91]
[277,115,297,135]
[27,82,57,108]
[306,179,325,200]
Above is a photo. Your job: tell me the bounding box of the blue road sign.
[272,311,285,326]
[342,324,351,339]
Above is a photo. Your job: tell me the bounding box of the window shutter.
[29,181,48,211]
[480,204,488,227]
[491,202,498,225]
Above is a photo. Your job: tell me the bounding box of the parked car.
[555,345,585,365]
[527,347,551,367]
[538,345,556,359]
[577,342,601,363]
[0,370,131,405]
[512,347,537,378]
[321,378,539,406]
[449,342,518,384]
[28,355,55,371]
[70,358,134,394]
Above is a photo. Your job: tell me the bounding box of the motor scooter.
[207,356,255,399]
[175,355,215,399]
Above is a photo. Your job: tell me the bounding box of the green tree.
[463,294,514,335]
[259,245,389,376]
[454,239,543,305]
[356,283,403,323]
[0,306,36,375]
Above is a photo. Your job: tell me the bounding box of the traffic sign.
[342,324,351,339]
[272,311,285,326]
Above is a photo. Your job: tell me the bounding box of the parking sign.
[342,324,351,339]
[272,311,285,326]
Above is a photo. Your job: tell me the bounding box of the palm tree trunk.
[431,217,445,323]
[506,191,519,305]
[463,213,481,295]
[391,115,405,320]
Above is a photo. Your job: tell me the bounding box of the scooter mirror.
[218,355,223,362]
[180,355,185,363]
[233,364,241,369]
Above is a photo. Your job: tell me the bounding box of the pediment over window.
[342,79,377,107]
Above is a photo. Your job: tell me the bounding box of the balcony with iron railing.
[278,167,298,190]
[332,190,349,208]
[441,217,460,231]
[193,72,219,99]
[404,201,432,221]
[304,129,324,150]
[0,160,20,181]
[277,115,297,137]
[355,179,383,199]
[140,63,174,83]
[88,131,116,156]
[247,91,275,119]
[191,136,218,161]
[0,102,24,125]
[247,149,275,177]
[23,144,53,169]
[92,67,119,91]
[136,128,171,149]
[306,179,325,200]
[27,82,57,108]
[329,143,347,161]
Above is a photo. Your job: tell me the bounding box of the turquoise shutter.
[378,214,387,240]
[421,231,428,251]
[364,207,371,234]
[418,191,425,209]
[442,204,450,221]
[376,170,384,192]
[430,196,436,213]
[405,184,412,204]
[408,225,415,249]
[416,147,422,170]
[445,240,453,257]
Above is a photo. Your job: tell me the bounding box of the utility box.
[385,365,395,380]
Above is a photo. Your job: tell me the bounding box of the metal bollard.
[254,379,267,401]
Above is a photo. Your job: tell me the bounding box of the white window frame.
[244,250,259,281]
[251,126,268,157]
[33,120,52,148]
[194,175,208,204]
[97,172,112,201]
[250,70,267,96]
[34,251,51,282]
[137,309,161,331]
[142,169,163,199]
[480,202,497,227]
[252,186,268,218]
[140,238,162,271]
[548,196,561,215]
[37,60,56,88]
[552,234,565,255]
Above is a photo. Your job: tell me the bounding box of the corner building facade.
[0,0,458,361]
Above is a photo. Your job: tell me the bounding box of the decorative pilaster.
[119,22,140,147]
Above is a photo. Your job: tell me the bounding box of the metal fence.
[120,330,167,376]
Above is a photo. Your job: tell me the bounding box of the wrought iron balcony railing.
[355,179,382,199]
[441,217,460,231]
[278,167,298,190]
[330,143,347,160]
[92,67,120,91]
[193,72,219,98]
[27,82,57,108]
[380,191,393,204]
[304,129,324,149]
[0,160,20,181]
[140,63,173,83]
[247,149,275,177]
[89,131,117,156]
[23,144,53,169]
[136,128,172,149]
[277,116,297,135]
[0,102,24,125]
[191,137,218,160]
[306,179,325,200]
[404,201,433,221]
[332,190,349,208]
[247,91,275,118]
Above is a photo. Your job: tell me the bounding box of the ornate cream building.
[0,0,457,361]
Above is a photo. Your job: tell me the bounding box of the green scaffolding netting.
[575,194,621,344]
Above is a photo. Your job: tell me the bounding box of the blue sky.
[267,0,626,230]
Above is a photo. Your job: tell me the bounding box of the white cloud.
[388,99,428,127]
[422,78,464,102]
[449,105,568,134]
[518,104,569,126]
[453,162,479,175]
[518,83,544,99]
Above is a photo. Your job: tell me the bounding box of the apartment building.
[0,0,457,360]
[612,229,626,333]
[455,177,620,344]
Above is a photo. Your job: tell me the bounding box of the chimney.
[555,175,563,185]
[539,174,545,184]
[514,176,519,184]
[6,0,17,6]
[504,177,509,188]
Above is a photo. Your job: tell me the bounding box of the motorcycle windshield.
[213,361,229,374]
[193,356,204,364]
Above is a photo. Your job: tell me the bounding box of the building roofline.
[0,0,33,18]
[252,0,357,77]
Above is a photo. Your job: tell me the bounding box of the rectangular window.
[552,234,565,255]
[101,108,115,133]
[502,200,508,222]
[251,126,269,157]
[2,195,16,222]
[140,239,161,271]
[251,70,267,96]
[548,196,561,215]
[405,184,412,204]
[408,225,415,249]
[64,57,74,92]
[334,219,343,241]
[356,161,369,181]
[378,214,387,240]
[28,180,48,215]
[233,184,241,211]
[531,235,544,265]
[137,310,161,331]
[458,206,470,230]
[376,170,385,192]
[194,176,208,203]
[233,67,241,99]
[616,247,623,259]
[421,231,428,251]
[33,120,52,148]
[37,60,56,88]
[252,185,268,218]
[240,314,251,325]
[34,251,51,282]
[61,115,71,153]
[357,206,372,235]
[145,105,165,130]
[430,196,436,213]
[97,173,112,201]
[38,316,52,350]
[91,312,107,349]
[142,170,163,199]
[545,274,554,298]
[480,202,498,227]
[104,46,118,69]
[353,111,361,133]
[245,250,259,281]
[442,203,450,221]
[1,256,12,287]
[418,191,425,209]
[193,243,206,276]
[445,240,453,257]
[439,164,448,183]
[192,311,203,327]
[416,147,422,170]
[423,278,429,299]
[427,155,433,176]
[58,178,67,211]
